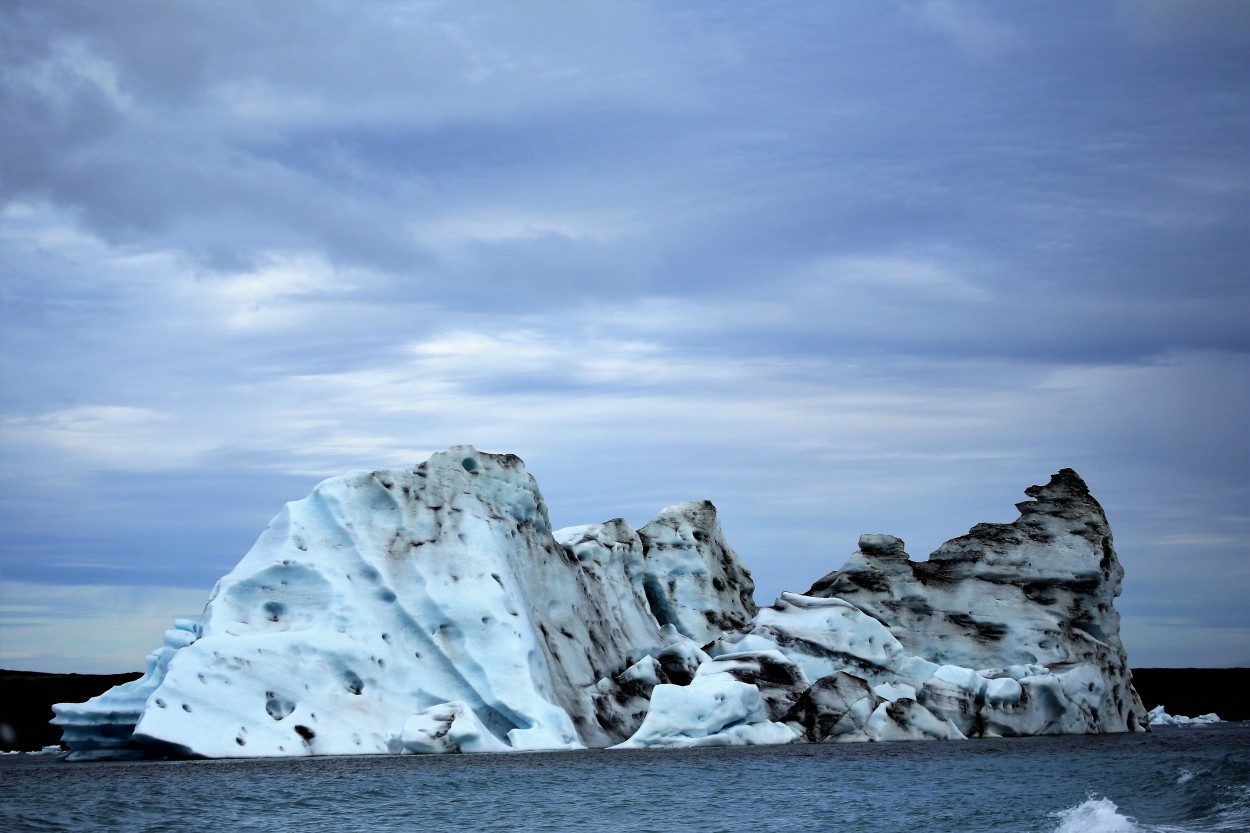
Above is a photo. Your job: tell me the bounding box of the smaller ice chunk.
[708,593,915,687]
[783,671,883,742]
[616,671,797,748]
[983,676,1023,706]
[653,627,712,685]
[861,699,965,742]
[872,683,916,702]
[1147,705,1223,726]
[388,702,511,754]
[507,724,585,751]
[695,650,808,719]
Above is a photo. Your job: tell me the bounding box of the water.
[2,725,1247,833]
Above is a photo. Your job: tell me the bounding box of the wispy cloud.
[1,0,1246,670]
[907,0,1026,60]
[0,582,211,673]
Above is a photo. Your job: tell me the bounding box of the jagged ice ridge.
[53,447,1149,760]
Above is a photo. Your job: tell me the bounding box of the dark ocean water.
[2,724,1247,833]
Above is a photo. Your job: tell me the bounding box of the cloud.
[410,208,641,261]
[0,0,705,277]
[1116,0,1250,45]
[0,1,1246,671]
[1,406,198,472]
[0,582,211,673]
[907,0,1026,59]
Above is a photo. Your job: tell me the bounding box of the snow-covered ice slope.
[54,456,1147,758]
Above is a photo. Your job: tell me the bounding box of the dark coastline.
[1130,668,1249,724]
[1,667,1245,753]
[1,669,142,752]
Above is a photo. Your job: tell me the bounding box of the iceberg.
[54,449,1149,759]
[1147,705,1222,726]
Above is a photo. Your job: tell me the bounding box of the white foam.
[1205,784,1250,832]
[1051,797,1141,833]
[1055,783,1250,833]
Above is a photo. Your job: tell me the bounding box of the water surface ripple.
[2,724,1247,833]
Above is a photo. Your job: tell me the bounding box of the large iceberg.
[54,449,1148,759]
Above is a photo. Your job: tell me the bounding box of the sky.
[0,0,1246,674]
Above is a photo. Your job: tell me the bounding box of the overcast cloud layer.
[1,0,1247,673]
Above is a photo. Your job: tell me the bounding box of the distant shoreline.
[1128,668,1249,724]
[1,669,143,753]
[2,667,1245,753]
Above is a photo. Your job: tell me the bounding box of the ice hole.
[265,696,296,721]
[461,457,477,472]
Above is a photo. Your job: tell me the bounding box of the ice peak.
[414,445,529,478]
[638,499,757,645]
[1017,467,1107,522]
[857,534,908,559]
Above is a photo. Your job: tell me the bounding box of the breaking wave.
[1051,782,1250,833]
[1051,797,1141,833]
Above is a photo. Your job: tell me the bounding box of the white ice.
[615,668,798,748]
[1147,705,1222,726]
[54,455,1150,759]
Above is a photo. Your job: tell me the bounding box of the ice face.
[637,501,757,646]
[54,457,1147,759]
[614,671,798,749]
[388,701,512,754]
[802,469,1148,733]
[699,591,1125,743]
